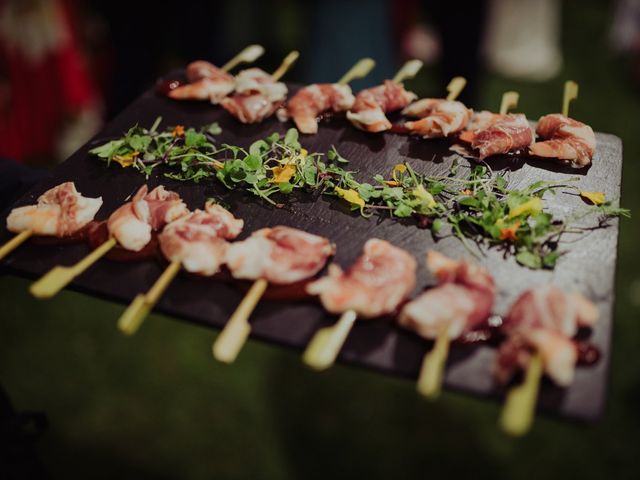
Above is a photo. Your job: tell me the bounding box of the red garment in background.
[0,0,99,161]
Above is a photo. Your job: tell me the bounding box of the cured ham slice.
[159,201,243,276]
[107,185,189,252]
[225,226,334,284]
[7,182,102,237]
[277,83,355,134]
[220,68,288,124]
[306,239,417,318]
[398,251,495,339]
[529,113,596,167]
[495,285,598,386]
[403,99,472,138]
[346,80,417,132]
[168,60,235,104]
[467,113,534,160]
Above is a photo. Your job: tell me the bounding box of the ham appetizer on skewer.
[457,92,533,160]
[499,285,598,436]
[403,76,472,138]
[118,201,244,335]
[398,251,495,398]
[530,114,596,168]
[213,225,334,363]
[165,45,265,104]
[303,239,417,370]
[277,58,375,134]
[221,51,299,124]
[346,59,422,133]
[1,182,103,261]
[30,184,189,299]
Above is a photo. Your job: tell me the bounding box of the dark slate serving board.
[0,82,623,421]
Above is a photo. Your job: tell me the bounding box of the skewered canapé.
[307,239,417,318]
[529,114,596,167]
[225,226,335,284]
[460,111,534,160]
[403,99,472,138]
[159,201,244,276]
[496,285,598,387]
[277,84,355,134]
[347,80,417,133]
[107,185,189,252]
[7,182,102,237]
[221,68,288,124]
[167,60,236,103]
[398,251,495,340]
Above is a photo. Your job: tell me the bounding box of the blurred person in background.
[0,0,102,164]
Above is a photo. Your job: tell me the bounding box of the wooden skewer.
[0,230,32,261]
[337,58,376,85]
[392,59,424,84]
[562,80,578,117]
[29,237,117,299]
[271,51,300,82]
[416,322,450,399]
[221,44,265,73]
[445,76,467,101]
[499,91,520,115]
[499,352,543,436]
[302,309,357,371]
[117,260,181,335]
[212,278,269,363]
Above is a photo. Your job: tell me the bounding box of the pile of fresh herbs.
[90,119,630,269]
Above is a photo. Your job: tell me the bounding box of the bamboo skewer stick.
[117,260,181,335]
[337,58,376,85]
[416,322,450,399]
[302,309,357,370]
[392,59,424,84]
[271,51,300,81]
[221,44,265,73]
[562,80,578,117]
[212,278,269,363]
[445,76,467,101]
[499,91,520,115]
[30,237,117,299]
[0,230,32,261]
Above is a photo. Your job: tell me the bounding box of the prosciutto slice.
[220,68,288,124]
[107,185,189,252]
[7,182,103,237]
[398,251,495,339]
[403,99,472,138]
[468,113,534,160]
[495,285,598,386]
[225,226,334,284]
[346,80,417,132]
[306,239,417,318]
[277,83,355,134]
[529,114,596,167]
[168,60,235,104]
[159,201,243,276]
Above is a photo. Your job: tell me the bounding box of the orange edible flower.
[461,189,472,195]
[172,125,185,137]
[499,221,520,241]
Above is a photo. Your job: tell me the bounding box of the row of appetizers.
[2,181,600,435]
[163,48,595,168]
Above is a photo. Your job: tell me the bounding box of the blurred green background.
[1,0,640,478]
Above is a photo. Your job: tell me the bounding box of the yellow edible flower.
[412,184,437,208]
[335,187,365,209]
[112,151,139,168]
[391,163,407,182]
[508,197,543,219]
[271,164,296,183]
[580,191,606,205]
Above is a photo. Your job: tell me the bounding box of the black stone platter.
[0,83,623,422]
